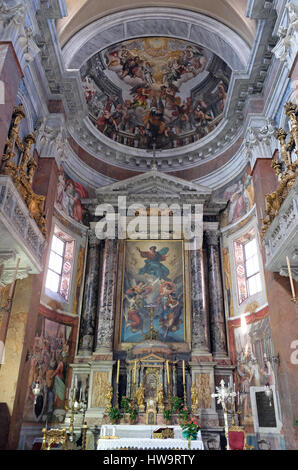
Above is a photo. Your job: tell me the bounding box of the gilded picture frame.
[118,239,187,346]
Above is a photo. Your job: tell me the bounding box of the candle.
[182,360,185,385]
[79,388,82,401]
[116,360,120,383]
[8,257,20,298]
[112,426,116,436]
[286,256,296,300]
[133,361,136,384]
[166,360,170,384]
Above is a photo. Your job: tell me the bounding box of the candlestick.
[133,361,136,384]
[166,360,170,384]
[286,256,297,302]
[116,360,120,383]
[182,360,185,385]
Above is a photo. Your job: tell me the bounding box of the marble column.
[95,239,118,354]
[78,230,101,355]
[205,230,227,357]
[190,247,210,354]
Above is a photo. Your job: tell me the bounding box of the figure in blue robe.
[137,246,170,280]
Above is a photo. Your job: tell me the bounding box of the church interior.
[0,0,298,451]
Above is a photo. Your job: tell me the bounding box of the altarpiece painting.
[120,240,185,344]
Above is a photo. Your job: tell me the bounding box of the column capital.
[205,230,220,246]
[87,229,100,247]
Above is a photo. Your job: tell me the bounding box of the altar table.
[97,437,204,450]
[97,426,204,450]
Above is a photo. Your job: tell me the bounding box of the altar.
[97,425,204,450]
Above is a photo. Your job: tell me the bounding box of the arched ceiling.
[48,2,276,186]
[57,0,256,48]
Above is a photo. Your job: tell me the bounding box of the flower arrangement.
[181,418,201,437]
[179,405,189,423]
[129,405,139,423]
[120,396,131,413]
[108,406,121,423]
[170,396,184,414]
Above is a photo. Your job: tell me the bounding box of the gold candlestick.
[286,256,297,303]
[116,360,120,383]
[166,360,170,384]
[133,361,136,384]
[115,360,120,408]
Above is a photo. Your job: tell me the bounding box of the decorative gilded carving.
[105,384,113,412]
[91,371,110,408]
[195,373,211,409]
[271,159,283,182]
[284,101,298,152]
[156,382,164,412]
[191,383,199,414]
[262,102,298,235]
[41,428,67,450]
[275,128,291,166]
[1,104,46,236]
[136,383,145,411]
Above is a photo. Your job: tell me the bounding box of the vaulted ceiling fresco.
[80,37,231,150]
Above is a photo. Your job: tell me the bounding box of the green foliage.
[179,405,189,422]
[170,396,184,413]
[163,408,173,422]
[108,406,121,422]
[120,396,131,413]
[129,406,139,422]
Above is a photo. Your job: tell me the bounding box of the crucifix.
[144,304,159,340]
[211,379,236,450]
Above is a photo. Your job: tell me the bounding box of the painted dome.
[80,37,231,150]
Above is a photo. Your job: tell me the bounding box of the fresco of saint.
[55,166,90,225]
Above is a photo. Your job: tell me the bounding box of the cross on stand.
[211,379,236,450]
[144,304,160,340]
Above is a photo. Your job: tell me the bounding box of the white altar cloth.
[100,425,185,440]
[97,437,204,450]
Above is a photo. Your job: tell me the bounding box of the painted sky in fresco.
[80,37,231,149]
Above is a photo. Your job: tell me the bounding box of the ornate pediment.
[96,170,211,196]
[139,353,167,363]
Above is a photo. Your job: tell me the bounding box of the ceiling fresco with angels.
[80,37,231,150]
